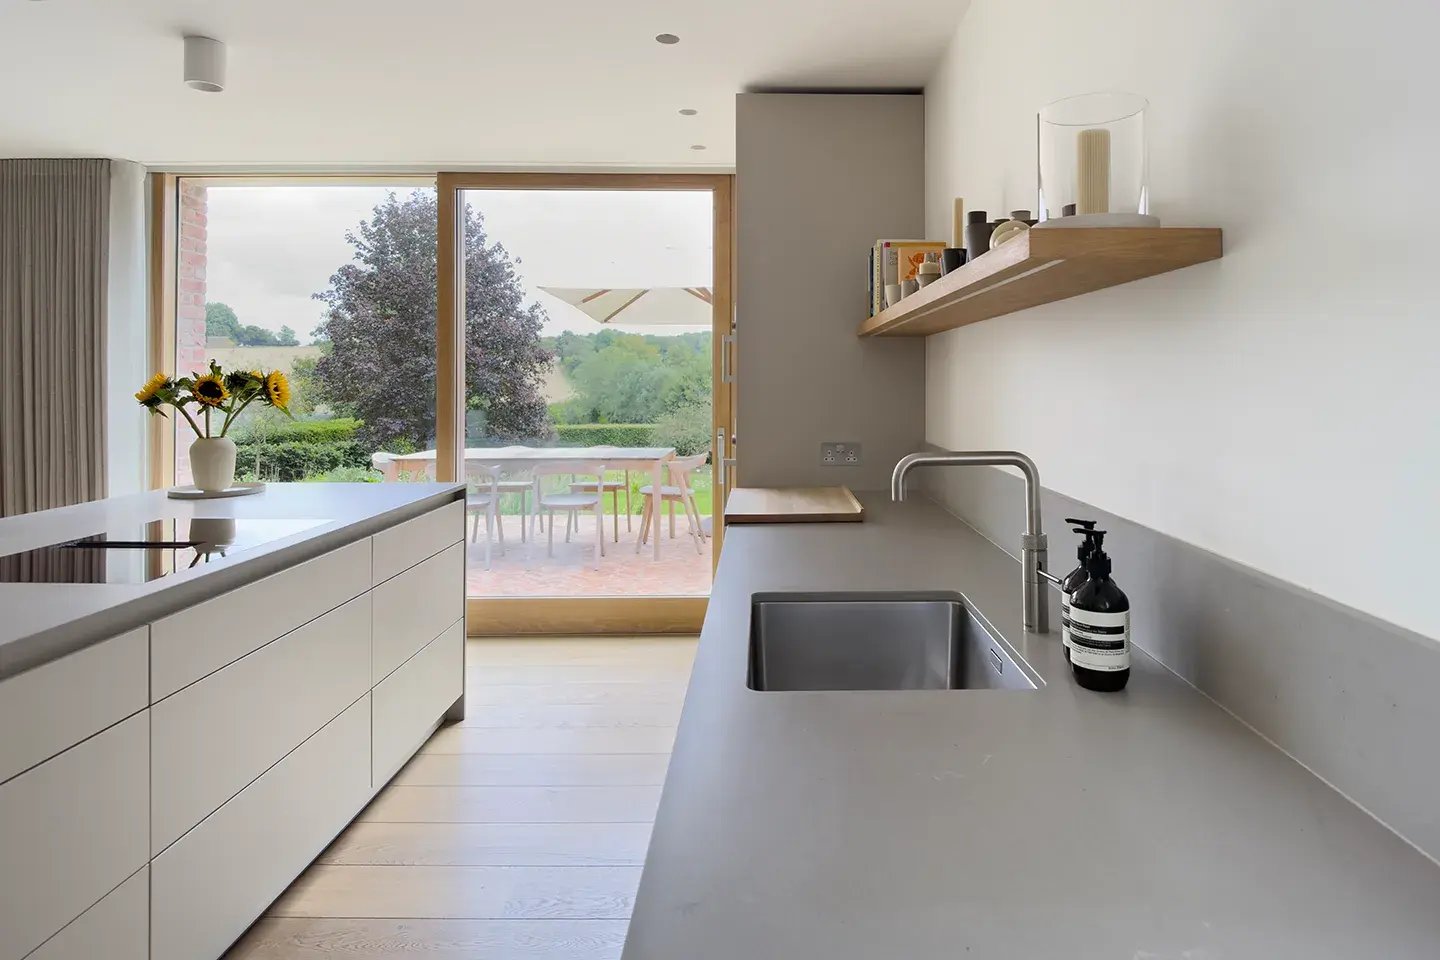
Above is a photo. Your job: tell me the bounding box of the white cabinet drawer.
[372,499,464,584]
[151,537,371,700]
[27,867,147,960]
[151,695,371,960]
[373,619,464,786]
[372,541,464,683]
[0,627,147,784]
[0,712,148,960]
[151,592,372,855]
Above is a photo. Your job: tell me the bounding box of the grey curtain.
[0,158,111,517]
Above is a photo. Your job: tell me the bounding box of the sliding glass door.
[437,175,733,634]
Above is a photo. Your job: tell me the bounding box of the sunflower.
[263,370,292,410]
[191,372,229,407]
[134,372,171,406]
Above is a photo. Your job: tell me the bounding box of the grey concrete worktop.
[623,495,1440,959]
[0,482,464,679]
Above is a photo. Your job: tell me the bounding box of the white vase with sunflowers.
[135,361,292,492]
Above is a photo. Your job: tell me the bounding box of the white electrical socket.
[821,442,861,465]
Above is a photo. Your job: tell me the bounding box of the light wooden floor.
[225,636,697,960]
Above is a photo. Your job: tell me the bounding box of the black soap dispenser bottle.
[1068,530,1131,692]
[1059,519,1098,663]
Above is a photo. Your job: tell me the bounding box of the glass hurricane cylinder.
[1038,93,1150,224]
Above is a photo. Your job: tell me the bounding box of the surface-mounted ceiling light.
[655,33,680,44]
[679,108,698,116]
[690,144,707,151]
[183,35,226,92]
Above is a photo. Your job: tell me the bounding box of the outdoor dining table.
[378,446,679,559]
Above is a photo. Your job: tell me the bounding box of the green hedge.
[552,423,656,447]
[233,437,370,482]
[235,417,362,445]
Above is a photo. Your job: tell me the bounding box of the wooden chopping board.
[724,486,865,523]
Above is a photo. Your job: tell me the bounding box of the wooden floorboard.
[391,752,672,787]
[226,917,629,959]
[465,681,688,707]
[319,821,653,866]
[457,702,683,729]
[266,865,643,920]
[232,635,697,958]
[422,725,678,755]
[466,638,698,666]
[467,663,693,685]
[358,785,663,824]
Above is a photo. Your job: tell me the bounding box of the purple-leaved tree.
[313,191,553,452]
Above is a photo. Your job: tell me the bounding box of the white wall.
[106,160,148,496]
[924,0,1440,640]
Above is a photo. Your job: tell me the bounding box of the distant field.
[205,344,323,377]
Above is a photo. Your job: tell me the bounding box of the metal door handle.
[721,333,735,384]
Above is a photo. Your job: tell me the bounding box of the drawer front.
[0,712,148,960]
[151,695,371,960]
[27,867,147,960]
[372,499,463,584]
[372,541,465,683]
[0,627,147,784]
[151,537,372,700]
[373,619,464,786]
[151,592,372,855]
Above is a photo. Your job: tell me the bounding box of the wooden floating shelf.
[858,227,1223,338]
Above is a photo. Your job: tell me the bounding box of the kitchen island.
[624,495,1440,959]
[0,482,466,960]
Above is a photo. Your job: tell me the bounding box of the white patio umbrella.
[539,287,712,326]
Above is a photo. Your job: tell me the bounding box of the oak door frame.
[438,172,734,635]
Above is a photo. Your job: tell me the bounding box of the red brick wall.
[174,180,208,483]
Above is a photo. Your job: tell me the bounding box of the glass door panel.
[456,187,716,600]
[170,179,436,486]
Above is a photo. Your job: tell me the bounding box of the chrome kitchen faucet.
[891,451,1049,634]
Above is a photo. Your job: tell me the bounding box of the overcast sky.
[204,185,714,341]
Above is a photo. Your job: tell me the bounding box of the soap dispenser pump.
[1059,519,1098,662]
[1068,530,1131,692]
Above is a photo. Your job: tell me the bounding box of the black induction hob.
[0,518,327,585]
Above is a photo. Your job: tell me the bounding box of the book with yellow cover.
[895,242,946,283]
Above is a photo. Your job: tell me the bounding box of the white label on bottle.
[1060,591,1073,651]
[1069,608,1129,672]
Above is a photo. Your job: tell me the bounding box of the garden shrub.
[233,437,370,482]
[233,416,361,445]
[652,402,712,457]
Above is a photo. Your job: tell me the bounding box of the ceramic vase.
[190,437,237,493]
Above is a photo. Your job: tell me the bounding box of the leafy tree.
[544,329,712,425]
[653,401,712,457]
[311,191,553,451]
[204,302,304,347]
[205,301,240,340]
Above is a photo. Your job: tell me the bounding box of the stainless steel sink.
[747,592,1040,692]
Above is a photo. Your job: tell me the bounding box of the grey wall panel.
[921,458,1440,864]
[735,93,926,490]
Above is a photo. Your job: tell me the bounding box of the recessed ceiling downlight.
[679,108,698,116]
[183,35,226,92]
[655,33,680,44]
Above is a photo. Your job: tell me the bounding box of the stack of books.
[868,240,945,316]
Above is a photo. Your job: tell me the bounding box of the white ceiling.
[0,0,966,169]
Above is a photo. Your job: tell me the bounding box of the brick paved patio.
[465,511,712,597]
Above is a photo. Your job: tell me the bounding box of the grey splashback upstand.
[919,456,1440,865]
